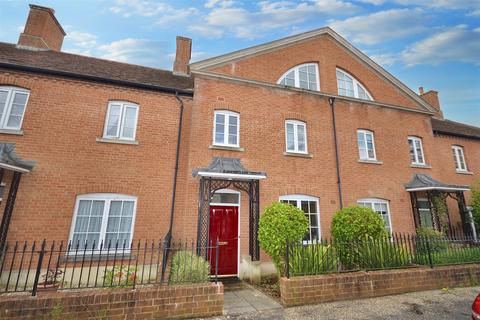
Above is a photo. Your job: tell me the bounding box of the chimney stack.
[18,4,66,51]
[173,36,192,76]
[420,87,443,119]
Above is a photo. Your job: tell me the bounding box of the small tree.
[258,202,309,276]
[471,180,480,230]
[331,205,387,269]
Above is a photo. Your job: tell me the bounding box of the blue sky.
[1,0,479,126]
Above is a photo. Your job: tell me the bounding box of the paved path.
[200,285,479,320]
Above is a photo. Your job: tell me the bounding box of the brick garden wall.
[280,264,480,307]
[0,283,223,319]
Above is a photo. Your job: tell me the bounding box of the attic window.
[277,63,320,91]
[336,68,373,101]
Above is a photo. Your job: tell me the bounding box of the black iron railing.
[285,233,480,278]
[0,239,219,296]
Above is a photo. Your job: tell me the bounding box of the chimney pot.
[18,4,66,51]
[173,36,192,76]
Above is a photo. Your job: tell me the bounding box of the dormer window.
[278,63,320,91]
[336,68,372,101]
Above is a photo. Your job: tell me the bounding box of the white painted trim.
[68,193,138,252]
[0,86,30,131]
[190,27,435,113]
[212,110,240,148]
[103,101,139,141]
[452,145,468,172]
[279,194,321,243]
[408,136,426,165]
[277,63,320,91]
[406,186,470,192]
[336,68,373,101]
[196,171,266,180]
[357,129,377,161]
[0,162,30,173]
[357,198,392,233]
[210,189,241,276]
[285,120,308,154]
[192,70,435,116]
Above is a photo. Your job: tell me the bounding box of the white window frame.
[103,101,139,141]
[0,86,30,130]
[68,193,137,252]
[452,145,468,172]
[285,120,308,154]
[336,68,373,101]
[408,136,426,165]
[357,198,392,233]
[277,63,320,91]
[212,110,240,147]
[279,195,321,244]
[357,129,377,161]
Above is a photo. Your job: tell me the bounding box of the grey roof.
[431,118,480,140]
[404,173,469,191]
[192,157,266,177]
[0,143,35,172]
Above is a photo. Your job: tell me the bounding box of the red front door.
[209,205,238,276]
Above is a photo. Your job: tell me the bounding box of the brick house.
[0,5,478,279]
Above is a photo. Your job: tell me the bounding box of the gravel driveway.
[203,286,479,320]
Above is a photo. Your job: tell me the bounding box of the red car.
[472,293,480,319]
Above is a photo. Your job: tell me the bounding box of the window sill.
[358,159,383,165]
[456,170,474,175]
[0,129,23,136]
[209,145,245,152]
[61,253,133,262]
[410,163,432,169]
[96,137,139,145]
[283,152,313,158]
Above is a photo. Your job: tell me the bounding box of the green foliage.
[415,227,448,254]
[258,202,309,276]
[169,251,210,284]
[104,265,137,287]
[351,239,411,269]
[331,206,387,268]
[331,206,387,242]
[471,181,480,229]
[417,245,480,266]
[288,242,338,275]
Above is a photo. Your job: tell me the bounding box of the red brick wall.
[18,6,64,51]
[0,69,191,243]
[0,283,223,319]
[280,264,480,307]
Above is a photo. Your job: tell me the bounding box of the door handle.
[218,241,228,246]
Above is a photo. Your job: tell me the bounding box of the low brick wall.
[280,264,480,307]
[0,282,223,319]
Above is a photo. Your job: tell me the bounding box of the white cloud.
[329,8,426,45]
[63,31,98,56]
[190,0,358,39]
[98,38,171,68]
[369,53,399,66]
[401,25,480,66]
[355,0,480,10]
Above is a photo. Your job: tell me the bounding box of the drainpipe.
[166,91,185,243]
[329,97,343,209]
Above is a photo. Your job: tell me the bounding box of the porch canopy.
[404,173,471,236]
[0,143,35,251]
[193,157,266,261]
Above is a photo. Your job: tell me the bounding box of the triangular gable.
[191,27,435,113]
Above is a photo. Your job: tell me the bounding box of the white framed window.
[417,198,433,229]
[336,69,373,101]
[280,195,320,243]
[357,129,376,160]
[452,145,468,172]
[0,86,30,130]
[358,198,392,233]
[103,101,139,141]
[277,63,320,91]
[68,193,137,250]
[408,136,425,165]
[213,110,239,147]
[285,120,308,154]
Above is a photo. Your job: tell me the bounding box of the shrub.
[331,206,387,269]
[258,202,309,276]
[288,241,338,275]
[104,266,137,287]
[415,227,448,254]
[168,251,210,284]
[471,181,480,230]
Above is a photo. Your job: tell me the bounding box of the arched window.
[279,195,320,243]
[336,69,373,100]
[68,193,137,250]
[357,198,392,232]
[213,110,240,147]
[277,63,320,91]
[0,86,30,130]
